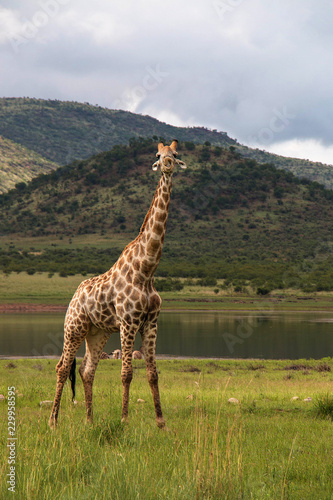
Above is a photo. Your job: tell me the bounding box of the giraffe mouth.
[163,157,174,171]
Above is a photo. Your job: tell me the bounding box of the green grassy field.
[0,272,84,305]
[2,271,333,311]
[1,358,333,499]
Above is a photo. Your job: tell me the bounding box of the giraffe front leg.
[141,324,165,428]
[120,323,137,423]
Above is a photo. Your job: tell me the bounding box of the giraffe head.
[152,140,187,174]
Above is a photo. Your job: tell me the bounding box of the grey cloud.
[0,0,332,152]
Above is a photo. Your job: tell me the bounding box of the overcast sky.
[0,0,332,164]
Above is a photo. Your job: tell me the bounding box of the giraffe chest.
[86,300,120,333]
[113,281,161,324]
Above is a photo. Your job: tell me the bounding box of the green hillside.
[0,135,58,193]
[1,138,333,292]
[0,97,235,165]
[1,97,333,191]
[237,144,333,190]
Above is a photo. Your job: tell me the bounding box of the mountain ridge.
[1,97,333,193]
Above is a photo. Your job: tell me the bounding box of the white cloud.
[144,107,189,128]
[267,139,333,166]
[0,8,22,44]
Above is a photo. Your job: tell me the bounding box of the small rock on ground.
[228,397,240,405]
[40,400,53,407]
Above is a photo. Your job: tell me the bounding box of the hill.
[1,138,333,292]
[0,135,58,193]
[0,97,235,165]
[1,97,333,192]
[236,144,333,190]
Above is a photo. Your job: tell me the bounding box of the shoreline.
[0,355,326,361]
[0,302,332,314]
[1,355,226,360]
[0,303,67,313]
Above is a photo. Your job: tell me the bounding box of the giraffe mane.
[138,182,160,236]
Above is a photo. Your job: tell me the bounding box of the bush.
[199,149,211,162]
[154,278,184,292]
[256,287,270,296]
[198,277,217,287]
[15,182,27,191]
[184,141,195,151]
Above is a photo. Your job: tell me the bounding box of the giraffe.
[49,140,186,429]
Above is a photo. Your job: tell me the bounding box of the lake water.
[1,311,333,359]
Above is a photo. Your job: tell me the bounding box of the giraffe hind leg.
[49,337,83,428]
[49,310,91,428]
[79,329,109,423]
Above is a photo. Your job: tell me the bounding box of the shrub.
[154,278,184,292]
[199,149,211,162]
[198,277,217,287]
[317,363,331,372]
[314,394,333,419]
[15,182,27,191]
[184,141,195,151]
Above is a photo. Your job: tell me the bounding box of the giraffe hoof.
[156,418,166,429]
[121,416,129,424]
[48,418,57,430]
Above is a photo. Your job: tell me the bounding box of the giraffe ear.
[158,142,164,153]
[152,160,160,171]
[176,159,187,169]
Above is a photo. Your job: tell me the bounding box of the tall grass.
[1,358,333,499]
[314,393,333,419]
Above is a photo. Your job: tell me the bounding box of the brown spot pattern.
[49,146,179,431]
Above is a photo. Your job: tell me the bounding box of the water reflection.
[0,311,333,359]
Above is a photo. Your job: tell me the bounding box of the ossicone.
[156,142,164,157]
[170,140,178,155]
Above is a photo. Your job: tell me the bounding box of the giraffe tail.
[68,358,76,402]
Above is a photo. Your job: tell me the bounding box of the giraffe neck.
[137,172,172,278]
